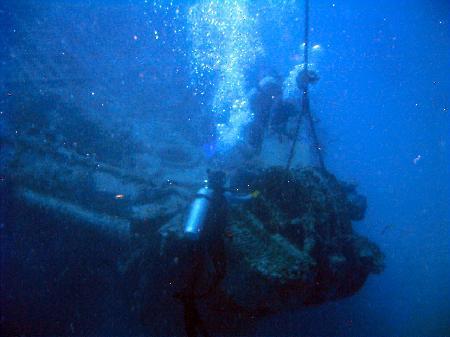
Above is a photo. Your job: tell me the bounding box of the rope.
[286,0,325,171]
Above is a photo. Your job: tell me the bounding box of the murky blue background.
[1,0,449,335]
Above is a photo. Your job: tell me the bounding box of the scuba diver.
[269,98,297,142]
[271,64,320,142]
[246,67,320,154]
[247,76,283,154]
[175,170,257,337]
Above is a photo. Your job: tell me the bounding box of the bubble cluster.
[187,0,262,149]
[282,62,319,104]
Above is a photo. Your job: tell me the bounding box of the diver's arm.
[224,191,252,204]
[224,191,258,204]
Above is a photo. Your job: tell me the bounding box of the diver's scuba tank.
[183,186,213,240]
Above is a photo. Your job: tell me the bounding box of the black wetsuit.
[247,88,279,154]
[177,188,228,337]
[270,100,297,141]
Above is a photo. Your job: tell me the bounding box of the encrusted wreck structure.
[2,93,384,336]
[0,2,386,336]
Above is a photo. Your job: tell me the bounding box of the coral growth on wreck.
[126,166,384,335]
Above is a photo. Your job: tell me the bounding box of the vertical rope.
[303,0,310,71]
[286,0,325,171]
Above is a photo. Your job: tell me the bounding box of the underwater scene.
[0,0,449,336]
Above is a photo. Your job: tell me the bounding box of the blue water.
[1,0,449,336]
[258,2,450,335]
